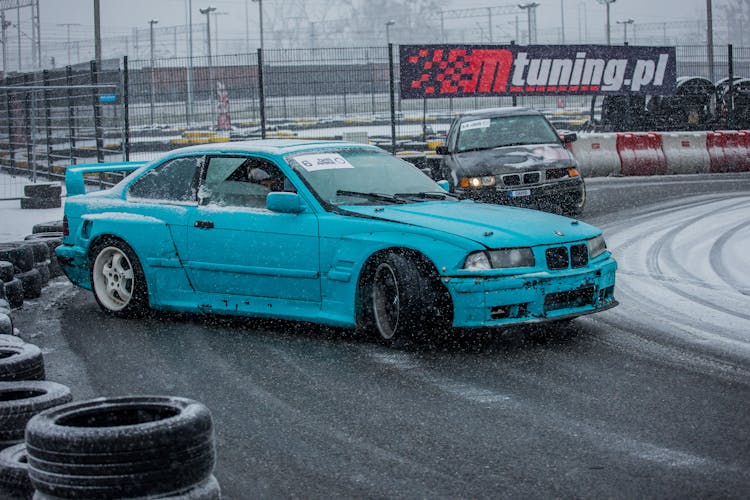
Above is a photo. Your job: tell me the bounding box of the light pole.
[2,12,11,74]
[185,0,194,125]
[597,0,616,45]
[385,19,395,45]
[560,0,566,44]
[616,18,634,44]
[149,19,159,125]
[518,3,540,44]
[252,0,263,53]
[707,0,715,81]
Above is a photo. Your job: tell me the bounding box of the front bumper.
[456,178,584,211]
[444,256,617,329]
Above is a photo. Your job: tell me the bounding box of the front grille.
[523,172,541,184]
[546,247,569,270]
[502,174,521,186]
[570,244,588,268]
[544,286,596,312]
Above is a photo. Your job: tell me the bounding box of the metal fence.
[1,44,749,199]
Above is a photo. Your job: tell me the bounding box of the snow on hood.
[342,200,600,248]
[452,143,576,177]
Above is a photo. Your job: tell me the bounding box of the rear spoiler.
[65,161,148,196]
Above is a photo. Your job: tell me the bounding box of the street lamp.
[616,18,634,45]
[252,0,263,53]
[707,0,715,80]
[385,19,395,45]
[597,0,617,46]
[518,3,540,44]
[149,19,159,125]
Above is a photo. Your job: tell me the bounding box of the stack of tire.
[20,184,62,210]
[0,221,65,311]
[0,335,73,499]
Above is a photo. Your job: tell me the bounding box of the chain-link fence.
[1,44,749,199]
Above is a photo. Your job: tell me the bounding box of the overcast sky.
[39,0,709,38]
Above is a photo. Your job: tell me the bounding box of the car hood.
[451,143,575,177]
[343,201,598,248]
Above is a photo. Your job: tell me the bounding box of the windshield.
[287,148,451,206]
[456,115,561,152]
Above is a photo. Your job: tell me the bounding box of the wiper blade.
[394,191,460,201]
[335,190,407,204]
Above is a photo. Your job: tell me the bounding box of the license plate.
[509,189,531,198]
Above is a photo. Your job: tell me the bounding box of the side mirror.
[266,192,304,214]
[436,180,451,192]
[435,145,449,155]
[562,133,578,144]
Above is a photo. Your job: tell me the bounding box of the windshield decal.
[295,153,355,171]
[460,119,491,132]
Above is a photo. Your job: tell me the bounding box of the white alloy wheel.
[92,246,136,312]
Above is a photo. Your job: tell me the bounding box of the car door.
[183,155,321,302]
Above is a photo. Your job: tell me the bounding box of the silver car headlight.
[587,235,607,258]
[464,248,535,270]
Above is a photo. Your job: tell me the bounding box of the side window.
[202,156,294,208]
[128,157,200,203]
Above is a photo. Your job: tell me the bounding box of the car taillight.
[63,215,69,236]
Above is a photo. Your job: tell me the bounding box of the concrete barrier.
[569,133,621,177]
[617,132,668,176]
[707,131,750,173]
[661,132,710,174]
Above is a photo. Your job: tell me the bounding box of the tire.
[0,343,45,381]
[0,313,13,336]
[24,233,64,243]
[33,264,50,288]
[16,243,49,266]
[0,443,34,499]
[0,283,5,301]
[89,238,149,317]
[31,475,221,500]
[26,396,215,499]
[0,261,13,283]
[0,335,23,346]
[16,270,42,300]
[361,252,449,346]
[0,381,71,447]
[4,279,23,309]
[0,245,34,274]
[32,222,63,235]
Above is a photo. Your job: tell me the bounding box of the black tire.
[0,261,13,283]
[26,396,215,499]
[4,279,23,309]
[360,252,450,346]
[15,270,42,300]
[89,237,150,317]
[0,284,6,301]
[31,222,63,235]
[0,245,34,274]
[21,243,49,266]
[33,264,50,288]
[24,233,63,242]
[31,475,221,500]
[0,443,33,499]
[0,313,13,336]
[0,343,45,381]
[0,381,71,447]
[0,335,23,346]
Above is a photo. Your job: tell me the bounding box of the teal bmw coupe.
[57,140,617,345]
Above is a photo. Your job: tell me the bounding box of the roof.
[457,107,541,120]
[166,139,378,156]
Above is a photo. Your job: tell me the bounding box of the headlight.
[587,235,607,258]
[459,176,495,188]
[464,248,535,270]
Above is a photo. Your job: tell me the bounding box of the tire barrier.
[31,222,63,235]
[0,443,34,499]
[4,279,24,309]
[569,130,750,177]
[0,343,45,382]
[569,133,621,177]
[25,396,217,499]
[616,132,668,176]
[0,262,13,284]
[16,270,43,301]
[0,245,34,274]
[23,234,64,280]
[0,381,72,448]
[20,185,62,211]
[0,313,12,336]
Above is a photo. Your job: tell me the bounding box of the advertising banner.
[400,44,677,99]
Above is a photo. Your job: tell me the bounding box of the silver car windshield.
[287,148,453,206]
[456,115,561,152]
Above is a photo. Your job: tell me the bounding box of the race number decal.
[460,119,491,131]
[295,153,355,171]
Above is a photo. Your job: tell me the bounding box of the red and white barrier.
[569,133,621,177]
[661,132,710,174]
[616,132,668,176]
[570,130,750,177]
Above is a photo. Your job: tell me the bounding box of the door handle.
[194,220,214,229]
